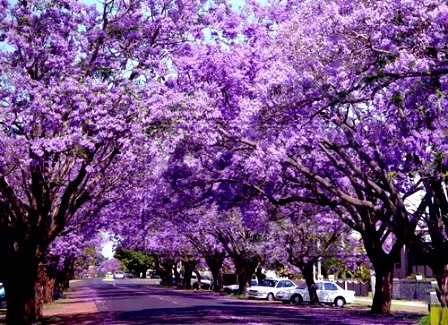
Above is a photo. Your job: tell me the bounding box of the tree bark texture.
[371,262,394,314]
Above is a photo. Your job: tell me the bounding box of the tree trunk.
[255,267,266,284]
[156,256,175,286]
[173,265,181,287]
[4,256,39,324]
[55,255,76,292]
[183,260,197,289]
[302,261,319,305]
[35,262,47,319]
[431,263,448,307]
[205,255,225,292]
[234,256,259,294]
[371,262,394,314]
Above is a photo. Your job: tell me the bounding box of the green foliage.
[76,245,106,270]
[322,257,371,283]
[114,248,155,276]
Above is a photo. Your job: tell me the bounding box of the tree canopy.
[0,0,446,322]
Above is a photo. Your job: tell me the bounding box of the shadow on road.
[41,304,424,325]
[37,281,425,325]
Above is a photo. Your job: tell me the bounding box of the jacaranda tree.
[246,0,448,313]
[0,0,229,322]
[158,0,447,314]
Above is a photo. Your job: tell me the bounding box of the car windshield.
[258,279,278,287]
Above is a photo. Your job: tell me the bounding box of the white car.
[193,277,213,290]
[276,281,355,307]
[246,279,297,301]
[223,284,239,293]
[113,271,125,279]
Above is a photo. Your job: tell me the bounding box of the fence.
[392,279,434,302]
[335,280,369,297]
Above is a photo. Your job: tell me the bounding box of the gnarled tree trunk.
[370,258,394,314]
[205,254,225,292]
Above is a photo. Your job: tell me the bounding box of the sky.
[101,241,115,259]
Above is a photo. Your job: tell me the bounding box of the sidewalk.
[43,284,99,317]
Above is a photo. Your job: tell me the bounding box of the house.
[394,246,433,279]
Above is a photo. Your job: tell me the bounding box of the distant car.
[193,277,213,290]
[105,272,114,279]
[0,283,6,308]
[123,272,134,278]
[223,283,239,293]
[113,271,125,279]
[146,270,161,279]
[246,279,297,301]
[276,281,355,307]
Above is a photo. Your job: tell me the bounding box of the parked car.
[223,283,239,293]
[223,277,258,293]
[0,283,6,309]
[193,277,213,290]
[123,272,134,278]
[113,271,125,279]
[146,270,161,279]
[105,272,114,279]
[276,281,355,307]
[246,278,297,301]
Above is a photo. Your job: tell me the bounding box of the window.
[284,281,294,288]
[324,283,338,291]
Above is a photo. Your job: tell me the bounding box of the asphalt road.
[41,278,425,325]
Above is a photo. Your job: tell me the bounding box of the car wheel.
[193,283,199,290]
[267,293,274,301]
[334,297,345,307]
[291,294,303,305]
[0,300,7,309]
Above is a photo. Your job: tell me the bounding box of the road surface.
[41,278,425,324]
